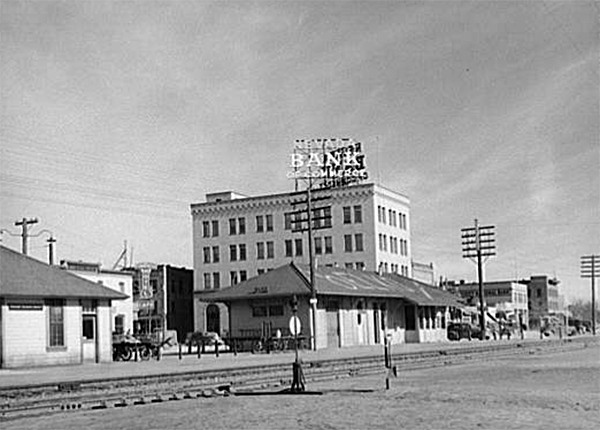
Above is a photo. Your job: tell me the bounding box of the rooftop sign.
[288,138,368,189]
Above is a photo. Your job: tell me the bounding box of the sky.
[1,1,598,303]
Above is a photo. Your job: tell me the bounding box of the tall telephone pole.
[47,235,57,265]
[462,219,496,338]
[581,254,599,336]
[14,217,38,255]
[290,181,331,351]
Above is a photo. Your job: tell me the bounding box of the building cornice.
[190,183,381,216]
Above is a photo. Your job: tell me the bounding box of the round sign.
[289,316,302,336]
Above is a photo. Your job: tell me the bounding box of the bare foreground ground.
[5,344,600,430]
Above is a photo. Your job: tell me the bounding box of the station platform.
[0,331,564,389]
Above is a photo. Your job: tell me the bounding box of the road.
[4,343,599,430]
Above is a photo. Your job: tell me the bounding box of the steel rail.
[0,337,593,421]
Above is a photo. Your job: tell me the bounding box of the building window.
[213,272,220,289]
[229,218,237,235]
[211,220,219,237]
[345,262,353,269]
[314,237,323,255]
[266,241,274,259]
[203,247,211,264]
[240,270,247,282]
[114,315,124,334]
[388,209,393,225]
[343,206,352,224]
[230,271,238,285]
[323,207,332,228]
[354,205,362,223]
[203,273,211,289]
[324,236,333,254]
[382,207,386,224]
[266,214,273,232]
[256,215,264,232]
[295,239,303,256]
[202,221,210,238]
[378,234,383,251]
[252,306,267,317]
[239,244,247,261]
[356,262,365,270]
[82,315,95,341]
[212,246,220,263]
[344,234,352,253]
[377,206,382,223]
[47,299,65,347]
[355,234,364,252]
[257,269,265,275]
[314,208,323,229]
[284,213,292,230]
[257,242,265,260]
[238,217,246,234]
[269,305,284,316]
[229,245,237,262]
[285,239,293,257]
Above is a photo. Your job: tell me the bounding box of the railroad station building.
[198,262,461,349]
[190,183,413,334]
[0,245,127,368]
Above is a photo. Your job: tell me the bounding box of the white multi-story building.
[190,183,411,333]
[61,260,134,335]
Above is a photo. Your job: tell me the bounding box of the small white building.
[61,260,134,335]
[0,246,127,368]
[199,263,461,349]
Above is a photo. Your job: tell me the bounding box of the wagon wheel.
[119,346,133,362]
[138,345,152,361]
[251,339,264,354]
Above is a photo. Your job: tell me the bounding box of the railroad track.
[0,337,593,421]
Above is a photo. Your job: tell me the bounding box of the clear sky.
[1,1,598,303]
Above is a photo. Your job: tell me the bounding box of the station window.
[269,305,284,316]
[252,306,267,317]
[47,299,65,347]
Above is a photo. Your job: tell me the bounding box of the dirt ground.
[5,343,599,430]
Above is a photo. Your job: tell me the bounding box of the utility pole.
[47,235,56,265]
[290,183,331,351]
[581,254,599,336]
[462,219,496,339]
[14,217,38,255]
